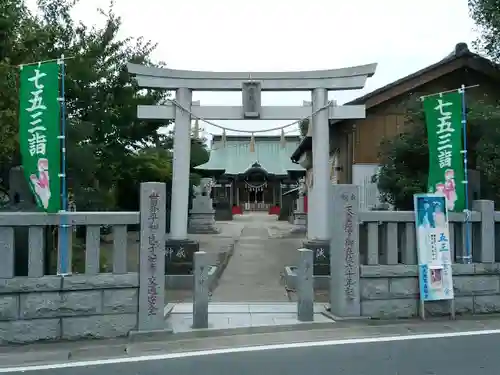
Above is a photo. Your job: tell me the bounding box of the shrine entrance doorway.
[240,162,273,212]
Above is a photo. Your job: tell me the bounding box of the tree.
[0,0,173,209]
[375,106,429,210]
[0,0,37,166]
[299,119,309,137]
[115,147,172,211]
[1,0,213,212]
[375,96,500,209]
[469,0,500,61]
[467,102,500,203]
[190,138,210,169]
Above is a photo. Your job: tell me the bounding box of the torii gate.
[127,63,377,255]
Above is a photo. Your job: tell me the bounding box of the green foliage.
[47,235,113,274]
[190,138,210,169]
[376,104,429,210]
[115,148,172,210]
[468,101,500,203]
[469,0,500,61]
[299,119,309,137]
[0,0,217,210]
[375,95,500,209]
[0,0,34,162]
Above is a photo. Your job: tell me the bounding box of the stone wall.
[0,273,138,344]
[360,264,500,319]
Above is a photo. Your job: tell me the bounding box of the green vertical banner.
[423,91,465,212]
[19,62,61,213]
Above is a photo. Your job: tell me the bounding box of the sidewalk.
[166,302,333,333]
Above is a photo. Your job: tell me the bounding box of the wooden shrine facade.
[196,135,305,215]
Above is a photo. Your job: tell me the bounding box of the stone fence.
[358,200,495,265]
[0,211,141,343]
[0,182,192,344]
[286,184,500,320]
[357,198,500,319]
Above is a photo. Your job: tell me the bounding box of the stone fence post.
[138,182,167,331]
[472,200,495,263]
[297,248,314,322]
[329,184,360,317]
[193,251,210,329]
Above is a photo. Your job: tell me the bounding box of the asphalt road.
[3,330,499,375]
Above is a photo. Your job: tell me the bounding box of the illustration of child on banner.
[414,193,454,301]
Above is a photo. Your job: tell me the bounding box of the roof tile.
[196,136,305,176]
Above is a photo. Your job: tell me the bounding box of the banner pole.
[460,84,472,264]
[419,84,480,101]
[57,54,70,275]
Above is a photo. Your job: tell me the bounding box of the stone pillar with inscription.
[193,251,210,329]
[138,182,167,331]
[329,184,361,317]
[297,248,314,322]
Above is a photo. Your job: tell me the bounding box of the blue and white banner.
[414,194,454,301]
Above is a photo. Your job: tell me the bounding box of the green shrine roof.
[195,135,305,176]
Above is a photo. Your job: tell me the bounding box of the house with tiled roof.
[290,42,499,209]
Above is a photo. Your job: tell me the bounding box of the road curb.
[128,328,175,343]
[68,344,129,360]
[0,350,70,367]
[166,320,337,340]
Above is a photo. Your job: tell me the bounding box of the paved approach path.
[211,212,302,302]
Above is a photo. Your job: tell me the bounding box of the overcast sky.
[63,0,477,138]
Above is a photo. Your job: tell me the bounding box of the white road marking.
[1,328,500,373]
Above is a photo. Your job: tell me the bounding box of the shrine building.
[195,134,305,215]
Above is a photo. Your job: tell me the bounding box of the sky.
[34,0,479,139]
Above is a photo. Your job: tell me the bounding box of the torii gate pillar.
[310,88,330,240]
[170,88,192,240]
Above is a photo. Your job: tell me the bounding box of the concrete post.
[193,251,210,329]
[310,88,329,241]
[138,182,166,331]
[329,184,361,317]
[297,248,314,322]
[472,200,495,263]
[170,87,193,240]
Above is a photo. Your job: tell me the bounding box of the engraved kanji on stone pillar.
[138,182,166,331]
[329,184,360,317]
